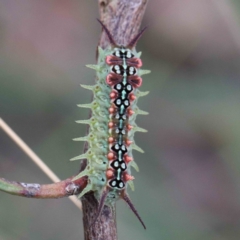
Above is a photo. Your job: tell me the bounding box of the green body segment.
[71,46,150,206]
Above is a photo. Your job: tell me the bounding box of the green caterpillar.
[71,20,150,228]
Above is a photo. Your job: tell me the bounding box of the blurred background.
[1,0,240,239]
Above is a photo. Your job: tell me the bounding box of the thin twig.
[0,176,87,199]
[0,117,82,210]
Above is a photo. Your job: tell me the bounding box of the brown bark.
[81,1,148,239]
[0,176,87,199]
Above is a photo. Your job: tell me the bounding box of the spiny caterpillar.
[71,20,150,229]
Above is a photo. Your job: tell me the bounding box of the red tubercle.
[126,58,143,68]
[106,73,122,86]
[127,109,135,116]
[125,139,133,146]
[124,155,133,163]
[107,152,115,161]
[127,124,133,131]
[106,55,142,69]
[127,75,142,88]
[108,137,115,144]
[129,93,136,101]
[123,173,135,182]
[110,90,118,99]
[109,106,115,114]
[108,121,114,128]
[106,55,123,66]
[106,169,114,179]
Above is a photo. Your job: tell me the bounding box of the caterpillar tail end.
[122,192,146,229]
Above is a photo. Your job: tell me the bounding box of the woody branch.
[80,1,149,240]
[0,176,87,199]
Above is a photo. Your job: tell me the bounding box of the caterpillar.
[70,20,150,229]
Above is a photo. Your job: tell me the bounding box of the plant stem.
[81,1,148,239]
[0,176,87,200]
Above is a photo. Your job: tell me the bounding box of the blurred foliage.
[1,1,240,240]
